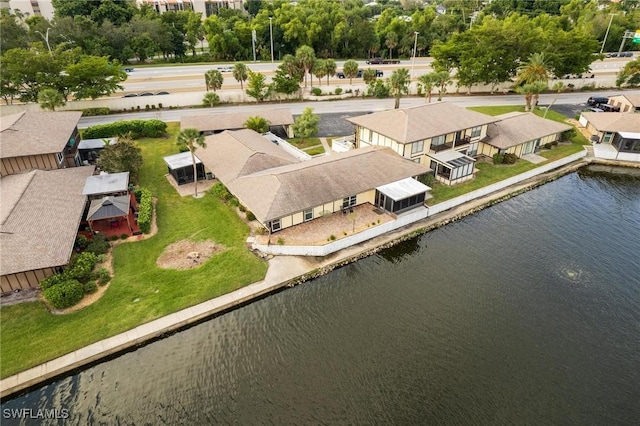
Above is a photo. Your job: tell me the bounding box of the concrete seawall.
[2,153,638,399]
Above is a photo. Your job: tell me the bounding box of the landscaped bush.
[335,88,343,95]
[83,282,98,294]
[39,274,65,291]
[75,235,90,250]
[238,205,247,212]
[43,279,84,309]
[67,252,99,283]
[493,153,505,164]
[277,237,285,245]
[311,87,322,96]
[246,211,256,221]
[95,267,111,286]
[418,173,435,186]
[120,233,129,240]
[552,140,559,147]
[82,120,167,139]
[81,107,111,117]
[136,187,153,234]
[210,182,232,202]
[544,142,553,149]
[110,235,119,241]
[229,197,239,207]
[86,234,110,256]
[503,153,518,164]
[562,129,576,140]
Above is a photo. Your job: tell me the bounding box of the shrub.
[110,235,119,241]
[255,227,266,235]
[75,235,90,250]
[277,237,285,245]
[145,105,150,111]
[43,279,84,309]
[86,234,110,255]
[67,252,98,283]
[229,197,239,207]
[311,87,322,96]
[82,120,167,139]
[345,89,352,94]
[83,282,98,294]
[552,140,559,146]
[493,153,505,164]
[136,187,153,234]
[96,267,111,286]
[210,182,232,202]
[81,107,110,117]
[335,88,343,95]
[418,173,435,186]
[158,103,163,109]
[238,205,247,212]
[40,274,65,291]
[544,142,553,149]
[328,234,336,241]
[246,211,256,221]
[562,129,576,140]
[120,233,129,240]
[503,153,518,164]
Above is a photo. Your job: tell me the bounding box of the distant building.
[7,0,54,20]
[136,0,244,17]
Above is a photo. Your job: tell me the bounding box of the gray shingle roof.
[484,112,572,149]
[0,166,95,276]
[181,108,294,132]
[347,103,499,144]
[0,111,82,159]
[581,112,640,133]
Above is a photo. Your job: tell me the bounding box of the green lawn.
[0,123,267,378]
[305,145,326,156]
[427,105,587,204]
[288,137,321,149]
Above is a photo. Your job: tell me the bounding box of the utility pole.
[600,13,617,54]
[269,17,274,63]
[411,31,419,82]
[252,29,256,62]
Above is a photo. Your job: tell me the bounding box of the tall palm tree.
[418,73,435,103]
[515,52,550,110]
[313,59,327,86]
[233,63,248,90]
[432,70,452,101]
[204,69,223,92]
[176,128,206,197]
[295,45,316,88]
[324,59,337,85]
[343,59,359,85]
[385,32,398,60]
[389,68,410,109]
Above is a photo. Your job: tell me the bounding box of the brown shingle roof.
[346,103,499,144]
[230,146,430,222]
[0,166,95,276]
[581,112,640,133]
[181,109,294,132]
[196,129,300,183]
[0,111,82,159]
[485,113,572,149]
[609,93,640,108]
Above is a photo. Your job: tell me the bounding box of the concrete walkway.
[2,153,638,399]
[319,137,333,155]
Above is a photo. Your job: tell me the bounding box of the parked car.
[123,67,134,72]
[155,91,170,95]
[366,57,400,65]
[585,107,604,113]
[587,96,609,107]
[140,92,154,96]
[122,93,138,98]
[216,65,234,72]
[336,70,364,79]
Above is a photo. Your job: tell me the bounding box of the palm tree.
[233,63,248,90]
[295,45,316,88]
[432,70,452,101]
[204,69,223,92]
[389,68,410,109]
[313,59,327,86]
[515,52,550,110]
[343,59,359,85]
[244,116,271,134]
[37,88,65,111]
[324,59,337,85]
[385,32,398,60]
[418,73,435,103]
[176,128,206,197]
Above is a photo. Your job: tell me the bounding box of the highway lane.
[79,89,634,128]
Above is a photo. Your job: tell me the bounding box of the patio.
[89,193,141,238]
[165,174,217,197]
[255,203,395,246]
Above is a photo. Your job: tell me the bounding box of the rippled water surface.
[3,170,640,425]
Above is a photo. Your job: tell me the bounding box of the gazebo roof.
[87,195,130,221]
[163,151,202,170]
[83,172,129,196]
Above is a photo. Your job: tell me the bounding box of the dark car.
[336,70,364,79]
[155,91,170,95]
[139,92,154,96]
[587,96,609,107]
[122,93,138,98]
[123,67,134,72]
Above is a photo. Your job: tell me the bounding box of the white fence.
[253,149,587,256]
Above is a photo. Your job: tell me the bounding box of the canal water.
[3,169,640,425]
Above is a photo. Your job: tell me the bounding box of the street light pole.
[269,17,274,63]
[600,13,617,54]
[35,28,52,56]
[411,31,419,82]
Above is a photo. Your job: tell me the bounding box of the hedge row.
[137,187,153,234]
[81,107,111,117]
[83,119,167,139]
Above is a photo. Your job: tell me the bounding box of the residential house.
[481,112,572,158]
[579,112,640,161]
[78,137,118,165]
[0,111,83,177]
[195,129,431,233]
[607,94,640,113]
[181,108,295,138]
[347,103,499,185]
[0,166,95,292]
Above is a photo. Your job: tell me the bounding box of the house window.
[56,152,64,164]
[412,158,421,163]
[467,142,478,157]
[411,140,424,155]
[343,195,357,209]
[271,219,281,232]
[603,132,613,144]
[432,135,445,146]
[471,126,482,138]
[304,209,313,222]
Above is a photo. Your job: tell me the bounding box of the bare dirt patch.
[156,240,223,270]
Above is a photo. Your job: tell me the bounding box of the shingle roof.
[581,112,640,133]
[484,113,572,149]
[0,166,95,276]
[87,195,130,221]
[346,103,499,144]
[181,108,294,132]
[229,146,429,222]
[609,93,640,108]
[196,129,300,183]
[0,111,82,159]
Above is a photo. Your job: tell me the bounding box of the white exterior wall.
[8,0,54,19]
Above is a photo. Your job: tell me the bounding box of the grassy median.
[0,123,267,378]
